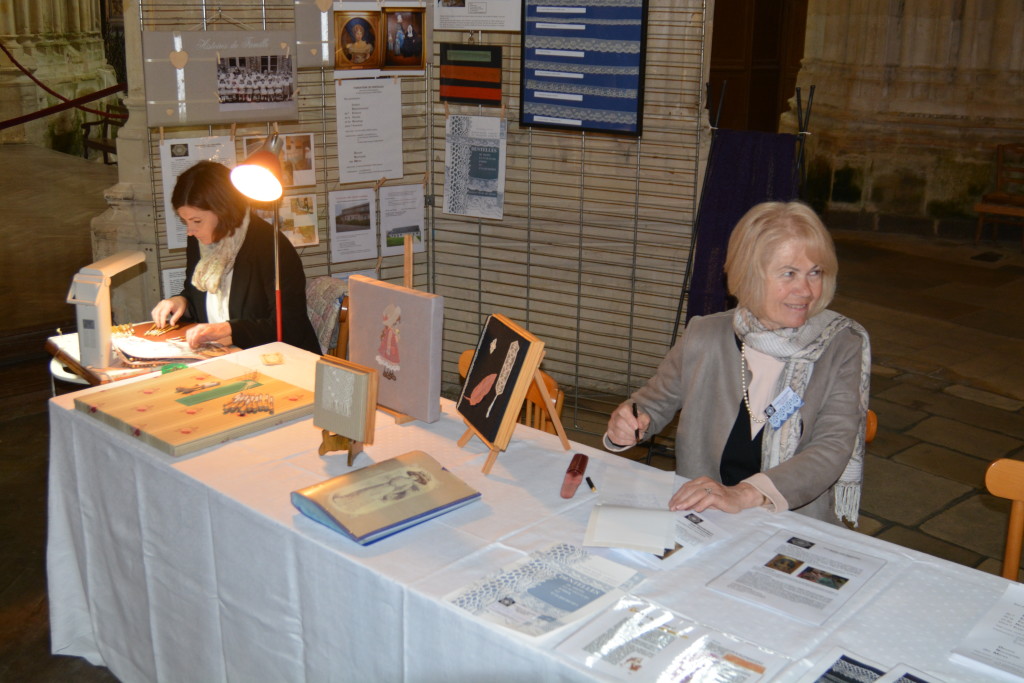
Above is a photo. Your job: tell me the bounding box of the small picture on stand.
[313,356,378,444]
[456,314,545,450]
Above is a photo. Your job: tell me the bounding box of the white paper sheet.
[159,136,237,249]
[336,79,403,184]
[434,0,520,31]
[951,582,1024,681]
[708,530,887,626]
[328,188,377,263]
[378,183,425,257]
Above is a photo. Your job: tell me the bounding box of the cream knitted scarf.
[191,210,250,294]
[733,307,871,526]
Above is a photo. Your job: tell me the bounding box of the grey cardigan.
[631,310,866,525]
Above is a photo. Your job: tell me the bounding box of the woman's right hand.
[151,296,187,328]
[605,401,650,448]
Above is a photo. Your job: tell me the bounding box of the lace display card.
[519,0,648,136]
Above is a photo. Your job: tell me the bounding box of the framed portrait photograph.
[334,11,382,70]
[382,8,425,70]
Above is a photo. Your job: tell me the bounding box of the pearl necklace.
[740,343,767,424]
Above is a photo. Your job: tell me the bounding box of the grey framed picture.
[347,275,444,423]
[142,30,298,126]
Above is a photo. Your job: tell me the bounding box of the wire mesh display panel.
[133,0,708,440]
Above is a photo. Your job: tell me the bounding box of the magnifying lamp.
[231,132,285,342]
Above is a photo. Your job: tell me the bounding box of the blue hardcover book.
[291,450,481,545]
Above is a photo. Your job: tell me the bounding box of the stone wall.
[782,0,1024,238]
[0,1,119,155]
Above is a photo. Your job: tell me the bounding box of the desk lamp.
[230,132,285,341]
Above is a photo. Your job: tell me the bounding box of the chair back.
[992,143,1024,200]
[305,276,348,355]
[457,348,564,435]
[865,409,877,443]
[985,458,1024,580]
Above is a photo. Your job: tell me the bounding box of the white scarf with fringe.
[733,307,871,526]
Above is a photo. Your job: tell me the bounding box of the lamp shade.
[231,132,284,202]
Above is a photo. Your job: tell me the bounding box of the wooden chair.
[457,348,565,435]
[865,408,877,443]
[974,143,1024,251]
[81,102,128,165]
[985,458,1024,580]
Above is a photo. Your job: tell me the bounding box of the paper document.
[447,543,643,637]
[951,581,1024,681]
[708,530,886,626]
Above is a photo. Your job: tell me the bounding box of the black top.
[179,214,321,354]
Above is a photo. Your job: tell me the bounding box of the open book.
[291,450,481,545]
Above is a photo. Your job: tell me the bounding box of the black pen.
[632,402,640,441]
[585,476,597,492]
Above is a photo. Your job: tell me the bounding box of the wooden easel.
[458,368,571,475]
[318,430,365,466]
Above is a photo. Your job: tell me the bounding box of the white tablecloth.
[47,344,1007,682]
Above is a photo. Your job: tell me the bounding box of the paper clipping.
[255,194,320,248]
[443,114,507,220]
[951,581,1024,681]
[159,136,236,249]
[708,530,886,626]
[328,188,377,263]
[434,0,520,32]
[447,543,642,637]
[557,595,789,681]
[378,183,425,257]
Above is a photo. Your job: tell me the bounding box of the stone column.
[782,0,1024,235]
[90,0,161,321]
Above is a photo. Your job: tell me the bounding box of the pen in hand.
[632,402,640,442]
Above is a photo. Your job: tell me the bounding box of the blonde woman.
[605,201,870,527]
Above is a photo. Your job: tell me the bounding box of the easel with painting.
[456,314,570,474]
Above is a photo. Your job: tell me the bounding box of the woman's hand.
[151,296,187,328]
[185,322,232,348]
[668,477,766,514]
[606,401,650,448]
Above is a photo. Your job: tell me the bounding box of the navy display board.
[519,0,648,136]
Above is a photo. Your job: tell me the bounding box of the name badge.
[765,387,803,430]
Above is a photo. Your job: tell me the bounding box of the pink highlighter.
[560,453,589,499]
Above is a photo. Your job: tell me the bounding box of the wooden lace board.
[74,367,314,457]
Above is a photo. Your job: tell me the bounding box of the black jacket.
[179,214,321,354]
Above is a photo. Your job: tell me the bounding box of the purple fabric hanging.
[685,129,799,324]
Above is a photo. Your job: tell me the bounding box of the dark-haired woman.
[150,160,320,354]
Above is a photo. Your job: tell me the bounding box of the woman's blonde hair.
[723,201,837,319]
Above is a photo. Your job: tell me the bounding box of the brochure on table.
[447,543,643,637]
[708,529,887,626]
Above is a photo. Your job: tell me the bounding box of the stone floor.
[1,145,1024,680]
